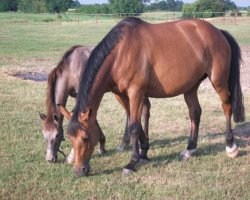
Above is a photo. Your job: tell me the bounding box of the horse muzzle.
[46,148,57,163]
[74,164,90,177]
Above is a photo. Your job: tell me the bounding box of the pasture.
[0,12,249,199]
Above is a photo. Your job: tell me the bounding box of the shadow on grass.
[233,121,250,145]
[74,123,250,176]
[149,135,189,149]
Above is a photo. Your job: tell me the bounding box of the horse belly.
[145,64,205,98]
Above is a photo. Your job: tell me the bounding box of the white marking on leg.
[226,143,237,153]
[179,149,196,160]
[226,143,238,158]
[66,148,74,164]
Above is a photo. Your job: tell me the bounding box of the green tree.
[0,0,17,11]
[182,0,237,18]
[70,0,81,8]
[109,0,144,14]
[46,0,73,13]
[18,0,47,13]
[76,4,110,14]
[145,0,183,12]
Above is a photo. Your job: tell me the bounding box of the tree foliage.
[145,0,183,11]
[109,0,144,14]
[182,0,237,18]
[76,4,110,14]
[0,0,18,11]
[0,0,80,13]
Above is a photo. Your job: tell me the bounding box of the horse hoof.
[122,168,135,175]
[98,149,106,155]
[66,159,74,165]
[139,158,150,164]
[117,145,125,152]
[226,143,238,158]
[179,149,196,161]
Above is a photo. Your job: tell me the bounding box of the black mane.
[68,17,144,135]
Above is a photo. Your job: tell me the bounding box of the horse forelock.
[67,112,82,136]
[76,17,144,113]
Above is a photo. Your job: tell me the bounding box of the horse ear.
[57,104,71,120]
[79,108,92,122]
[39,112,47,121]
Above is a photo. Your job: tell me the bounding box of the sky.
[78,0,250,7]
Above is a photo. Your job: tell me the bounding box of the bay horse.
[59,17,245,177]
[40,45,150,163]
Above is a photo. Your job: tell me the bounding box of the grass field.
[0,13,249,199]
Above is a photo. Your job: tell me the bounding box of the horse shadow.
[96,123,250,175]
[233,121,250,146]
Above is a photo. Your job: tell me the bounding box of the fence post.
[96,13,99,25]
[234,12,237,26]
[223,12,225,25]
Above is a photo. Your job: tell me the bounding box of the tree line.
[0,0,241,15]
[77,0,184,14]
[0,0,81,13]
[76,0,239,15]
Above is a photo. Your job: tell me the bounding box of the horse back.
[112,19,231,97]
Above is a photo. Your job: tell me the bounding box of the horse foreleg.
[123,91,149,174]
[96,120,106,154]
[180,86,201,160]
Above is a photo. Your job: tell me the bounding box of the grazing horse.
[59,17,245,177]
[40,45,150,163]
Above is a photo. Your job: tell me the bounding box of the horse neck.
[46,71,69,126]
[87,62,113,118]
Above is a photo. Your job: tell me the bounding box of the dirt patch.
[5,45,250,90]
[13,72,48,82]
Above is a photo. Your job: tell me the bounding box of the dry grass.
[0,14,249,200]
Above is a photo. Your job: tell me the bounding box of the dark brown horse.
[59,17,245,177]
[40,45,150,163]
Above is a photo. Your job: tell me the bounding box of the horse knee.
[142,98,151,117]
[130,123,142,138]
[189,106,202,123]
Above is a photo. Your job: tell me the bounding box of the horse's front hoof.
[122,168,135,175]
[179,149,196,161]
[226,143,238,158]
[98,149,106,155]
[117,145,126,152]
[66,155,74,164]
[66,158,74,165]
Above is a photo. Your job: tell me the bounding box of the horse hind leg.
[180,84,201,160]
[211,78,238,158]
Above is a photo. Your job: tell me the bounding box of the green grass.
[0,13,249,199]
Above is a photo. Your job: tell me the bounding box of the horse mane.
[68,17,144,135]
[46,45,83,120]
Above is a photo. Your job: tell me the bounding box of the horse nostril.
[46,157,56,163]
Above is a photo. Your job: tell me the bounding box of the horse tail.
[221,30,245,123]
[46,45,83,117]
